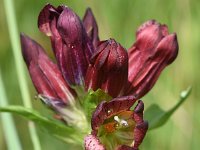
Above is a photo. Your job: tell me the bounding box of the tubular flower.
[85,39,128,98]
[125,20,178,99]
[38,4,94,86]
[21,4,178,150]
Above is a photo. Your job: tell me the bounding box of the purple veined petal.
[29,62,58,98]
[133,121,148,150]
[154,33,178,65]
[38,4,93,86]
[38,4,63,54]
[37,54,75,104]
[127,60,160,99]
[83,8,100,49]
[135,20,164,53]
[38,4,53,36]
[126,20,178,99]
[55,6,94,86]
[21,33,45,66]
[57,6,94,58]
[57,7,84,45]
[85,39,128,97]
[20,34,75,104]
[127,34,178,99]
[85,41,110,91]
[38,4,67,66]
[128,20,165,84]
[21,33,59,98]
[38,4,66,37]
[102,40,128,96]
[133,101,148,149]
[38,4,57,36]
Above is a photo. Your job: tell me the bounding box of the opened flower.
[20,4,178,150]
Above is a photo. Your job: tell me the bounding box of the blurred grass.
[0,0,199,150]
[0,71,22,150]
[3,0,41,149]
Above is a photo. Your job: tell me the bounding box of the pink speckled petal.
[84,134,105,150]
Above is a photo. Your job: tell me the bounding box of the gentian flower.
[20,4,178,150]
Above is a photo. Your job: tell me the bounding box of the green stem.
[3,0,41,150]
[0,71,22,150]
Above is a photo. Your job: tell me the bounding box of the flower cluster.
[20,4,178,150]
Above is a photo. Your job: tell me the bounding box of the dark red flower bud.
[38,4,94,86]
[85,39,128,97]
[126,20,178,99]
[83,8,100,49]
[20,34,75,104]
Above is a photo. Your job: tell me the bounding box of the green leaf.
[0,106,83,145]
[82,89,112,121]
[144,86,192,130]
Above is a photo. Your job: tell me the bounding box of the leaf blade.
[145,86,192,130]
[0,106,83,144]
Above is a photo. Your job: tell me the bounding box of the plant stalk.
[3,0,41,149]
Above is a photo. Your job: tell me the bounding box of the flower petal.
[91,99,147,150]
[84,134,105,150]
[38,4,62,37]
[117,101,148,150]
[118,145,136,150]
[91,96,136,131]
[20,34,75,104]
[83,8,100,49]
[55,6,94,86]
[38,5,94,86]
[57,6,94,59]
[155,33,178,65]
[38,4,54,36]
[85,39,128,97]
[135,20,164,53]
[29,62,58,98]
[133,101,148,149]
[126,20,178,99]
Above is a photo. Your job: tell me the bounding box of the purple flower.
[21,4,178,150]
[85,39,128,97]
[125,20,178,99]
[20,33,75,105]
[38,4,94,86]
[86,98,148,150]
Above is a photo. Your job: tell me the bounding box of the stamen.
[121,120,128,127]
[114,116,120,122]
[114,116,129,128]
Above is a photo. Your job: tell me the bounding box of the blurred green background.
[0,0,199,149]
